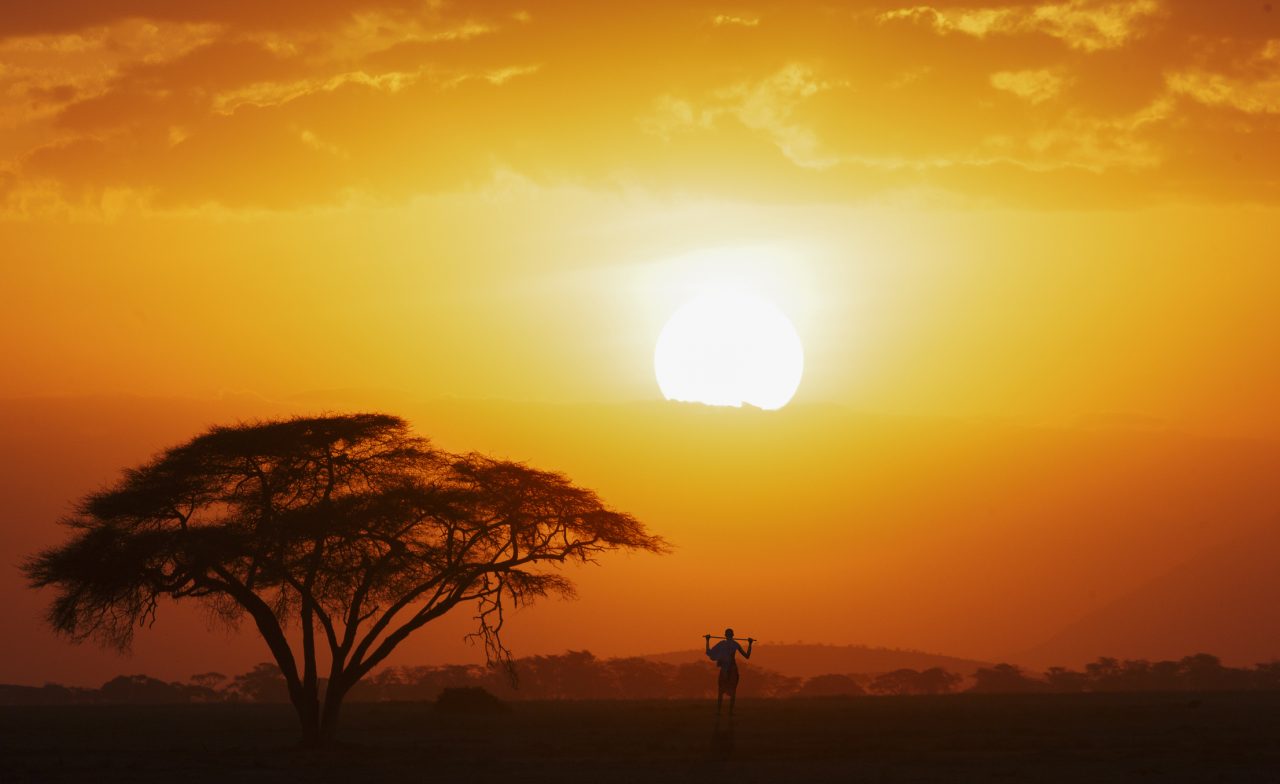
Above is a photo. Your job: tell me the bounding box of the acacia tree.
[24,413,666,745]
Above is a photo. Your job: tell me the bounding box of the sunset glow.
[3,0,1280,706]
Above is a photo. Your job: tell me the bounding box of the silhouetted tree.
[1084,656,1122,688]
[912,667,962,695]
[24,414,665,745]
[969,663,1041,693]
[99,674,188,704]
[607,656,674,700]
[1045,666,1088,693]
[189,672,227,691]
[511,650,612,699]
[671,662,714,698]
[1253,661,1280,690]
[1140,660,1181,691]
[1179,653,1250,691]
[869,667,961,695]
[1083,656,1169,692]
[1037,656,1278,694]
[0,683,88,706]
[1116,659,1155,691]
[737,668,802,698]
[231,663,290,703]
[797,673,865,697]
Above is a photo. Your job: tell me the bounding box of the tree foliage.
[869,666,961,695]
[24,413,666,743]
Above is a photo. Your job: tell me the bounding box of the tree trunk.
[293,688,324,747]
[293,678,350,746]
[319,685,346,745]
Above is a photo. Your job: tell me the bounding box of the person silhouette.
[705,628,754,715]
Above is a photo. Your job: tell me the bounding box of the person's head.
[725,628,734,639]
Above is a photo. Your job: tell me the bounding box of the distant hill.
[642,644,991,678]
[1020,525,1280,669]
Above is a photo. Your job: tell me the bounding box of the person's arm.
[740,638,754,659]
[704,634,712,658]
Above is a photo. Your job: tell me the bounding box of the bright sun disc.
[654,292,804,410]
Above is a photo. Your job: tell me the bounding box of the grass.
[3,692,1280,782]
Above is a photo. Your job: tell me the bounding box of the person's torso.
[710,640,739,669]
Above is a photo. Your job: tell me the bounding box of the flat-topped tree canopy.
[25,413,667,745]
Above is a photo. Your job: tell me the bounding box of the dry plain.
[4,693,1280,782]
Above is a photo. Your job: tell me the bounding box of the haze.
[2,0,1279,687]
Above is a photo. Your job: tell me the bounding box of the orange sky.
[3,1,1280,685]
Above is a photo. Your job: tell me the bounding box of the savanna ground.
[3,693,1280,782]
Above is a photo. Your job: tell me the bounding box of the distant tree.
[356,665,425,702]
[185,671,229,702]
[99,674,188,704]
[1044,666,1088,693]
[1115,659,1155,691]
[24,414,665,745]
[1179,653,1248,691]
[737,668,802,698]
[1044,656,1268,694]
[797,673,865,697]
[0,683,84,706]
[606,656,673,700]
[1096,658,1183,692]
[433,664,490,696]
[354,662,490,701]
[231,663,290,703]
[1253,661,1280,690]
[869,668,908,695]
[189,672,227,691]
[435,685,508,714]
[969,663,1041,693]
[868,667,961,695]
[1084,656,1122,689]
[503,650,607,699]
[915,667,963,695]
[1144,660,1183,691]
[671,662,714,699]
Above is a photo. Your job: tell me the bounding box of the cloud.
[1014,96,1173,172]
[2,0,1280,214]
[298,128,348,158]
[991,68,1069,104]
[0,20,223,130]
[643,64,842,168]
[475,64,541,86]
[1166,41,1280,115]
[426,20,499,42]
[718,65,843,168]
[0,3,551,212]
[1167,71,1280,114]
[712,14,761,28]
[886,65,933,89]
[210,72,412,115]
[639,95,717,140]
[0,0,427,39]
[880,0,1163,52]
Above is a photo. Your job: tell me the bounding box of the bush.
[435,686,509,714]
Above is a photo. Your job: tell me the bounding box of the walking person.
[705,628,754,715]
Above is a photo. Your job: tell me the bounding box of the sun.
[654,291,804,410]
